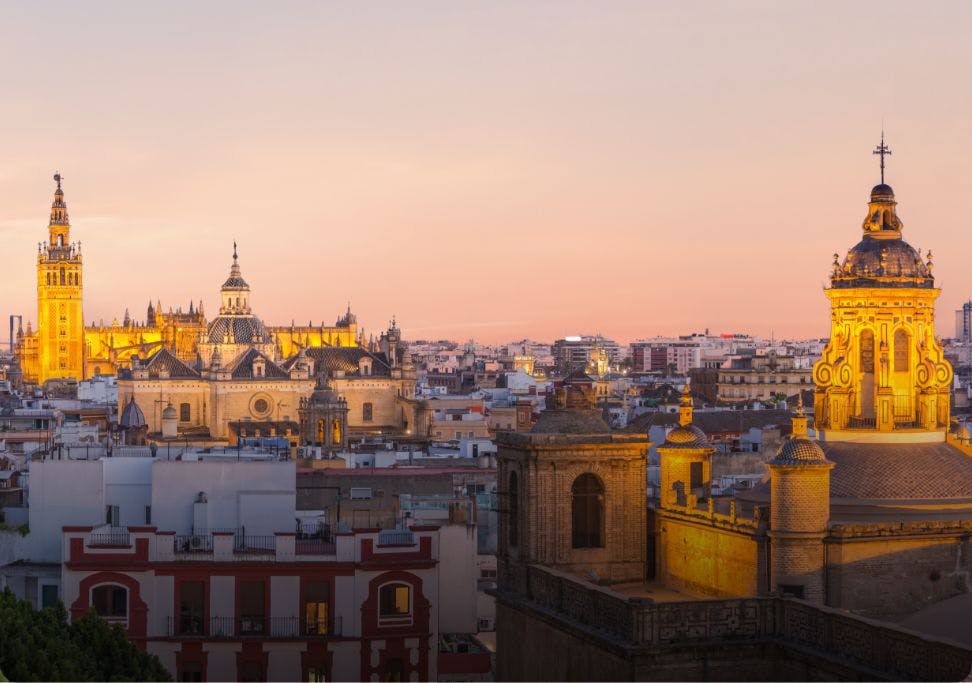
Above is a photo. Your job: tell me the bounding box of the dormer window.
[253,357,266,378]
[359,358,372,376]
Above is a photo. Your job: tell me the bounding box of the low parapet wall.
[496,564,972,681]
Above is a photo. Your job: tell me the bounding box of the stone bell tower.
[495,385,650,593]
[813,138,952,441]
[36,172,85,383]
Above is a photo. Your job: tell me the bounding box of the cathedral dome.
[119,397,146,428]
[206,315,270,344]
[662,424,710,449]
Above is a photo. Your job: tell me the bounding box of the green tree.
[0,588,170,681]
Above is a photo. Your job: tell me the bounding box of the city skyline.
[2,1,972,344]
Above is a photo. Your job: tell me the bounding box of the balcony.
[86,527,131,548]
[164,615,343,639]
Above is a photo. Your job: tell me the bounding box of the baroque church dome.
[832,184,934,289]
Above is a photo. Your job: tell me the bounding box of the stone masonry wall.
[826,521,972,619]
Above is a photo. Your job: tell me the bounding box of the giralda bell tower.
[36,172,84,383]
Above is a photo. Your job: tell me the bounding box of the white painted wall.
[150,460,295,533]
[436,523,478,633]
[26,460,105,562]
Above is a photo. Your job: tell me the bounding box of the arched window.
[91,584,127,619]
[363,402,373,422]
[331,418,341,444]
[378,582,411,623]
[57,235,64,246]
[571,473,604,548]
[894,329,910,372]
[59,268,65,285]
[508,471,519,547]
[46,273,51,286]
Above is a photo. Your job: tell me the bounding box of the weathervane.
[873,130,892,184]
[53,171,63,190]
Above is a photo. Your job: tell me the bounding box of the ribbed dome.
[870,183,894,198]
[661,424,710,449]
[836,237,932,287]
[770,438,828,465]
[206,315,270,344]
[119,397,146,428]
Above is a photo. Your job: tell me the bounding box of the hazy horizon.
[3,1,971,345]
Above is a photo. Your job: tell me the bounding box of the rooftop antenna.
[872,125,892,184]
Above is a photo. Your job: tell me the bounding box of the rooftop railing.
[164,615,343,639]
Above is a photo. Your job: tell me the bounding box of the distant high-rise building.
[956,300,972,342]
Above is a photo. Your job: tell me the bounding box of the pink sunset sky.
[2,1,971,345]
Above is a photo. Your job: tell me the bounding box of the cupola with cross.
[813,137,952,439]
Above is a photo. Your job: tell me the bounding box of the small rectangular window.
[105,505,120,527]
[41,584,59,609]
[145,505,152,525]
[349,487,372,500]
[779,584,805,599]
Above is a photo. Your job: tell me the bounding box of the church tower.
[813,138,952,441]
[36,173,84,383]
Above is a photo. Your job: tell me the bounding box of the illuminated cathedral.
[15,175,417,440]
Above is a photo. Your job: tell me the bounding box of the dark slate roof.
[142,348,200,379]
[222,275,249,289]
[228,347,289,379]
[206,315,270,344]
[627,409,792,435]
[531,408,612,434]
[283,347,392,378]
[822,441,972,500]
[743,440,972,502]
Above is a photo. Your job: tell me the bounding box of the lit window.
[379,583,411,621]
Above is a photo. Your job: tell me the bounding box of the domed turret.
[657,386,715,508]
[120,396,146,428]
[766,399,834,603]
[161,401,178,438]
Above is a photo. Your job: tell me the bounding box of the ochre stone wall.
[657,514,762,597]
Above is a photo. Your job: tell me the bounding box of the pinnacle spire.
[872,130,892,185]
[678,384,693,427]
